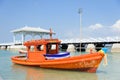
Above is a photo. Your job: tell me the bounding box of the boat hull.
[11,53,104,73]
[40,54,103,72]
[11,56,42,66]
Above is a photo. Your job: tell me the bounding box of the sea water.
[0,50,120,80]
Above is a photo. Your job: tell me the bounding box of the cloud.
[111,20,120,32]
[88,23,103,30]
[85,20,120,38]
[82,23,114,38]
[61,19,120,39]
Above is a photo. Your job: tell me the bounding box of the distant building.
[11,26,54,45]
[0,26,54,50]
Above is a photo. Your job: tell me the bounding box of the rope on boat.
[98,48,108,66]
[103,54,108,66]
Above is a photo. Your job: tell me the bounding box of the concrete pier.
[111,43,120,53]
[8,45,26,50]
[0,42,26,51]
[85,44,96,53]
[66,44,76,52]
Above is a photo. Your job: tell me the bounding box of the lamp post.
[78,8,82,54]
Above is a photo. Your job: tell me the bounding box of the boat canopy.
[24,39,61,46]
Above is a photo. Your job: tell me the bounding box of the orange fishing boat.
[11,29,105,73]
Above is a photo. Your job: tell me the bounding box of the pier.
[1,36,120,53]
[0,42,14,50]
[60,37,120,52]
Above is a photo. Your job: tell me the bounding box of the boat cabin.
[24,39,61,61]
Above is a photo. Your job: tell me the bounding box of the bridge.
[60,36,120,52]
[0,42,14,49]
[61,36,120,43]
[0,36,120,53]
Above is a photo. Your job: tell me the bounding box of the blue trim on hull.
[44,52,70,59]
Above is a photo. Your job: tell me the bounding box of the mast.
[78,8,82,54]
[50,28,52,39]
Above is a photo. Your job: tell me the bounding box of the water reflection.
[12,64,98,80]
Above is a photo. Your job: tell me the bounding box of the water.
[0,50,120,80]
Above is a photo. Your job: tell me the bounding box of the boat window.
[30,46,34,51]
[37,45,44,51]
[41,45,44,50]
[51,44,56,50]
[47,44,57,54]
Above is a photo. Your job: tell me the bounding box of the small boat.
[19,49,27,54]
[11,29,105,73]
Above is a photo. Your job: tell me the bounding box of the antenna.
[50,28,52,39]
[78,8,82,54]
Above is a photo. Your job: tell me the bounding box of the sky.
[0,0,120,43]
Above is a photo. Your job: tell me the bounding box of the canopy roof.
[24,39,61,46]
[11,26,55,34]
